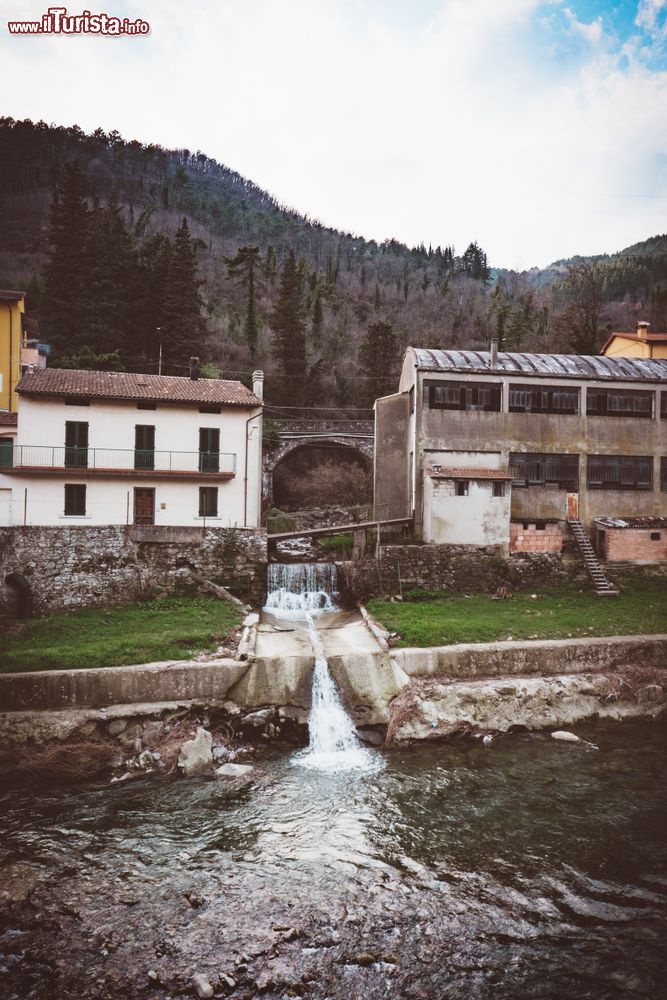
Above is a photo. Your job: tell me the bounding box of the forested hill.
[1,117,666,408]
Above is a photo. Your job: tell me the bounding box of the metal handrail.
[11,445,237,474]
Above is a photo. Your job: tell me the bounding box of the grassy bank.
[368,578,667,648]
[0,596,244,673]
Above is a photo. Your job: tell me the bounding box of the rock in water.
[551,730,581,742]
[178,728,213,777]
[215,762,254,779]
[192,972,214,998]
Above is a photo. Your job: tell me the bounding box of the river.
[1,719,666,999]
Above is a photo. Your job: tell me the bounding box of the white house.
[0,364,264,528]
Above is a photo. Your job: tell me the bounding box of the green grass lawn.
[368,578,667,648]
[0,596,244,673]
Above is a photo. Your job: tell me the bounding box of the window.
[64,421,89,468]
[64,484,86,516]
[425,380,501,412]
[650,532,661,541]
[137,401,157,410]
[199,404,221,414]
[661,393,667,419]
[65,396,90,406]
[0,439,13,468]
[510,453,579,489]
[492,481,505,497]
[199,427,220,472]
[408,386,414,415]
[134,425,155,471]
[587,387,654,418]
[587,455,653,491]
[199,487,218,517]
[660,458,667,492]
[508,384,580,415]
[456,481,469,496]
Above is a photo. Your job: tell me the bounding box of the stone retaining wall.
[343,543,572,598]
[0,525,267,615]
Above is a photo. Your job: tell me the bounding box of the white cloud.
[1,0,667,266]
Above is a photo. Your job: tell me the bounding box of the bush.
[288,459,372,509]
[266,508,297,533]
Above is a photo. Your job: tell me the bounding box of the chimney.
[252,369,264,401]
[189,356,200,381]
[489,337,498,369]
[636,321,650,340]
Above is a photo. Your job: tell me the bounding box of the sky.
[2,0,667,268]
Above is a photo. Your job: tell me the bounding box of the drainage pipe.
[5,572,33,619]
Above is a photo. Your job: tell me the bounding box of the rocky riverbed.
[1,720,667,999]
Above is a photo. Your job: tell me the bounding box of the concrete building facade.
[0,367,264,528]
[375,347,667,553]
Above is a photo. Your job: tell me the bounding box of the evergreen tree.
[311,292,323,345]
[226,245,260,361]
[270,249,306,405]
[358,320,399,406]
[161,218,206,371]
[42,164,91,353]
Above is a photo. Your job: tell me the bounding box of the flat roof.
[594,517,667,530]
[412,348,667,383]
[16,368,262,407]
[429,467,513,480]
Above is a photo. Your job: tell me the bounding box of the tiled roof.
[16,369,262,407]
[411,348,667,382]
[600,331,667,352]
[429,467,513,480]
[0,411,18,426]
[0,289,26,303]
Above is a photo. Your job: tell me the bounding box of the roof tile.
[16,369,262,407]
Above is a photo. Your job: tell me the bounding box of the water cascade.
[264,563,376,771]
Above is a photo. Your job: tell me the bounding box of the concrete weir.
[0,633,666,748]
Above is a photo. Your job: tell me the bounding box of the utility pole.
[157,327,162,375]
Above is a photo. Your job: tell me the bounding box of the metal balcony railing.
[11,445,237,475]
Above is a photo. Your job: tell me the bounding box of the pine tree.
[161,218,206,371]
[42,164,91,353]
[358,320,399,406]
[226,245,260,361]
[270,249,306,405]
[311,292,323,345]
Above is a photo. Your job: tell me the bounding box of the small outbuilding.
[592,517,667,563]
[423,466,512,549]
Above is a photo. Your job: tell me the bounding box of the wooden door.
[65,421,89,468]
[133,487,155,525]
[566,493,579,520]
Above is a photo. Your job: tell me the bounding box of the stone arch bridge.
[262,419,374,508]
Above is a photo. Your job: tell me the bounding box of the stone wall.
[341,543,572,599]
[0,525,267,615]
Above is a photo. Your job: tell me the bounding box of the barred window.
[510,452,579,489]
[425,380,501,412]
[587,455,653,491]
[508,384,580,415]
[587,388,654,418]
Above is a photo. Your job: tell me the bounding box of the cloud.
[1,0,666,267]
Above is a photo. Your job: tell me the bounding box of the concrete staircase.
[567,519,619,597]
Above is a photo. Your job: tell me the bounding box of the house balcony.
[4,446,237,479]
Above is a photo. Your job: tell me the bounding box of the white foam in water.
[264,563,381,772]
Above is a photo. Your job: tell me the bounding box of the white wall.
[2,396,262,527]
[423,475,511,548]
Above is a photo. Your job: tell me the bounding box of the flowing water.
[1,722,666,998]
[264,563,377,772]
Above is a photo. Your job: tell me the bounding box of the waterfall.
[264,563,376,771]
[265,563,338,615]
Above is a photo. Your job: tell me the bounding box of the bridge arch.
[262,421,374,510]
